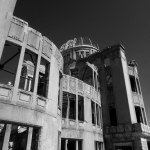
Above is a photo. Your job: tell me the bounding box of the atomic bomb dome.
[60,37,99,52]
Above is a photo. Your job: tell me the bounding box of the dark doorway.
[115,146,132,150]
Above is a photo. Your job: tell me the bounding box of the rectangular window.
[0,124,6,150]
[31,128,40,150]
[58,72,62,107]
[129,75,137,93]
[91,101,96,125]
[135,106,143,123]
[62,92,76,120]
[61,139,82,150]
[136,78,141,94]
[9,125,28,150]
[0,122,40,150]
[76,52,80,60]
[96,104,100,126]
[19,49,37,92]
[78,95,84,121]
[69,94,76,120]
[62,92,68,118]
[0,42,20,86]
[142,108,147,125]
[37,58,50,97]
[109,106,117,126]
[95,141,102,150]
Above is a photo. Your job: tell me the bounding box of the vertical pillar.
[0,0,17,60]
[26,127,33,150]
[76,140,78,150]
[65,140,68,150]
[2,124,12,150]
[32,38,42,107]
[76,78,78,126]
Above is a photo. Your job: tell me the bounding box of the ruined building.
[0,0,150,150]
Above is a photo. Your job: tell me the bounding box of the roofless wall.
[0,15,63,150]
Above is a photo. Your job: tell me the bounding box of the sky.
[14,0,150,124]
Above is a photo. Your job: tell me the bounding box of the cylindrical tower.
[0,16,63,150]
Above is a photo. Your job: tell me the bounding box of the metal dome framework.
[60,37,99,52]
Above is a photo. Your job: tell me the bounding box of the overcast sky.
[14,0,150,124]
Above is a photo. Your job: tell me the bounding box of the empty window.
[109,106,117,126]
[142,108,147,125]
[19,50,37,92]
[0,124,6,150]
[69,94,76,120]
[0,122,40,150]
[96,104,100,126]
[91,101,96,125]
[58,72,62,106]
[76,52,80,60]
[31,128,40,150]
[135,106,143,123]
[62,92,76,120]
[62,92,68,118]
[136,78,141,94]
[0,42,20,86]
[95,141,102,150]
[61,139,82,150]
[78,96,84,121]
[129,75,137,93]
[9,125,28,150]
[106,75,113,94]
[37,58,50,97]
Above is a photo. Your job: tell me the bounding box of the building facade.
[0,0,150,150]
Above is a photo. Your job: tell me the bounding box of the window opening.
[68,140,76,150]
[91,101,96,125]
[86,51,90,57]
[61,139,65,150]
[142,108,147,125]
[95,141,102,150]
[61,139,82,150]
[58,72,62,106]
[76,51,80,60]
[96,104,100,126]
[80,51,84,58]
[99,107,103,128]
[31,128,40,150]
[136,78,141,94]
[0,43,20,86]
[109,105,117,126]
[8,125,28,150]
[78,95,84,121]
[69,94,76,120]
[135,106,143,123]
[0,124,6,150]
[147,140,150,150]
[106,75,113,94]
[94,72,98,90]
[19,50,37,92]
[62,92,68,118]
[37,58,50,97]
[129,75,137,93]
